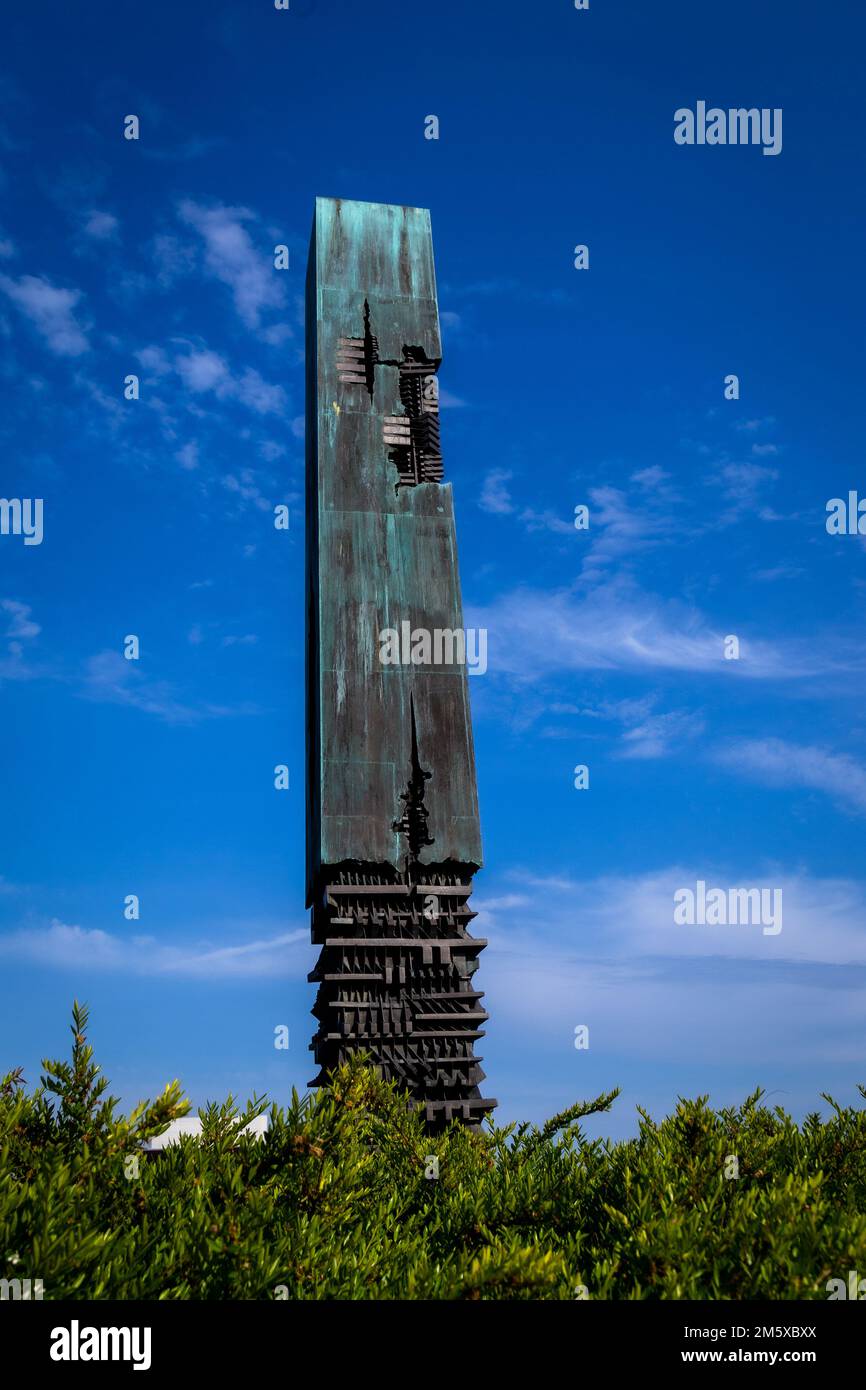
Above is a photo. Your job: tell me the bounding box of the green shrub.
[2,1004,864,1299]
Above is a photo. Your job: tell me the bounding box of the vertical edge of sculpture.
[305,197,496,1132]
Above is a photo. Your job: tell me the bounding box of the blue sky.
[1,0,865,1138]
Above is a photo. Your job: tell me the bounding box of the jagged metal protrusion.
[392,697,435,862]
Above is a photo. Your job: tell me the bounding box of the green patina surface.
[306,198,482,902]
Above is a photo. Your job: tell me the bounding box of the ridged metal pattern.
[308,870,496,1131]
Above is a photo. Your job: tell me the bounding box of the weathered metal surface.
[306,198,482,891]
[305,198,494,1129]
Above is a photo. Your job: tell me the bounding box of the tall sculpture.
[305,197,496,1130]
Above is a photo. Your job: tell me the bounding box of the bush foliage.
[2,1004,865,1299]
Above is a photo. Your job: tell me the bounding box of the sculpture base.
[308,867,497,1132]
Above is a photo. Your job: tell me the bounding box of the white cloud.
[0,919,311,979]
[222,469,272,511]
[78,649,260,724]
[150,233,197,288]
[722,737,866,816]
[630,466,670,491]
[713,462,778,509]
[754,561,803,582]
[178,199,287,333]
[173,347,286,415]
[135,344,172,377]
[259,321,293,346]
[176,347,229,393]
[468,577,828,682]
[519,508,575,535]
[1,599,40,641]
[471,868,866,1088]
[175,440,199,471]
[477,867,866,970]
[0,272,89,355]
[479,468,514,515]
[82,209,119,241]
[76,374,125,426]
[233,367,285,414]
[735,417,776,433]
[614,705,704,760]
[578,485,671,579]
[544,694,704,758]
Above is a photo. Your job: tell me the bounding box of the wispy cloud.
[578,485,672,579]
[470,869,866,1103]
[713,461,779,510]
[0,272,90,355]
[519,507,575,535]
[469,577,831,682]
[735,417,776,433]
[0,920,311,979]
[479,468,514,515]
[169,345,287,415]
[476,867,866,969]
[222,468,273,512]
[596,696,705,760]
[78,650,261,724]
[754,561,804,583]
[178,199,289,336]
[481,469,679,549]
[1,598,40,642]
[721,737,866,816]
[175,440,199,471]
[150,233,197,288]
[81,210,119,242]
[539,694,704,757]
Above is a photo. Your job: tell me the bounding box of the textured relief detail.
[308,869,494,1132]
[336,300,444,486]
[390,348,444,487]
[335,298,378,398]
[392,697,435,862]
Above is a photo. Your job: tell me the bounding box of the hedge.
[2,1003,864,1299]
